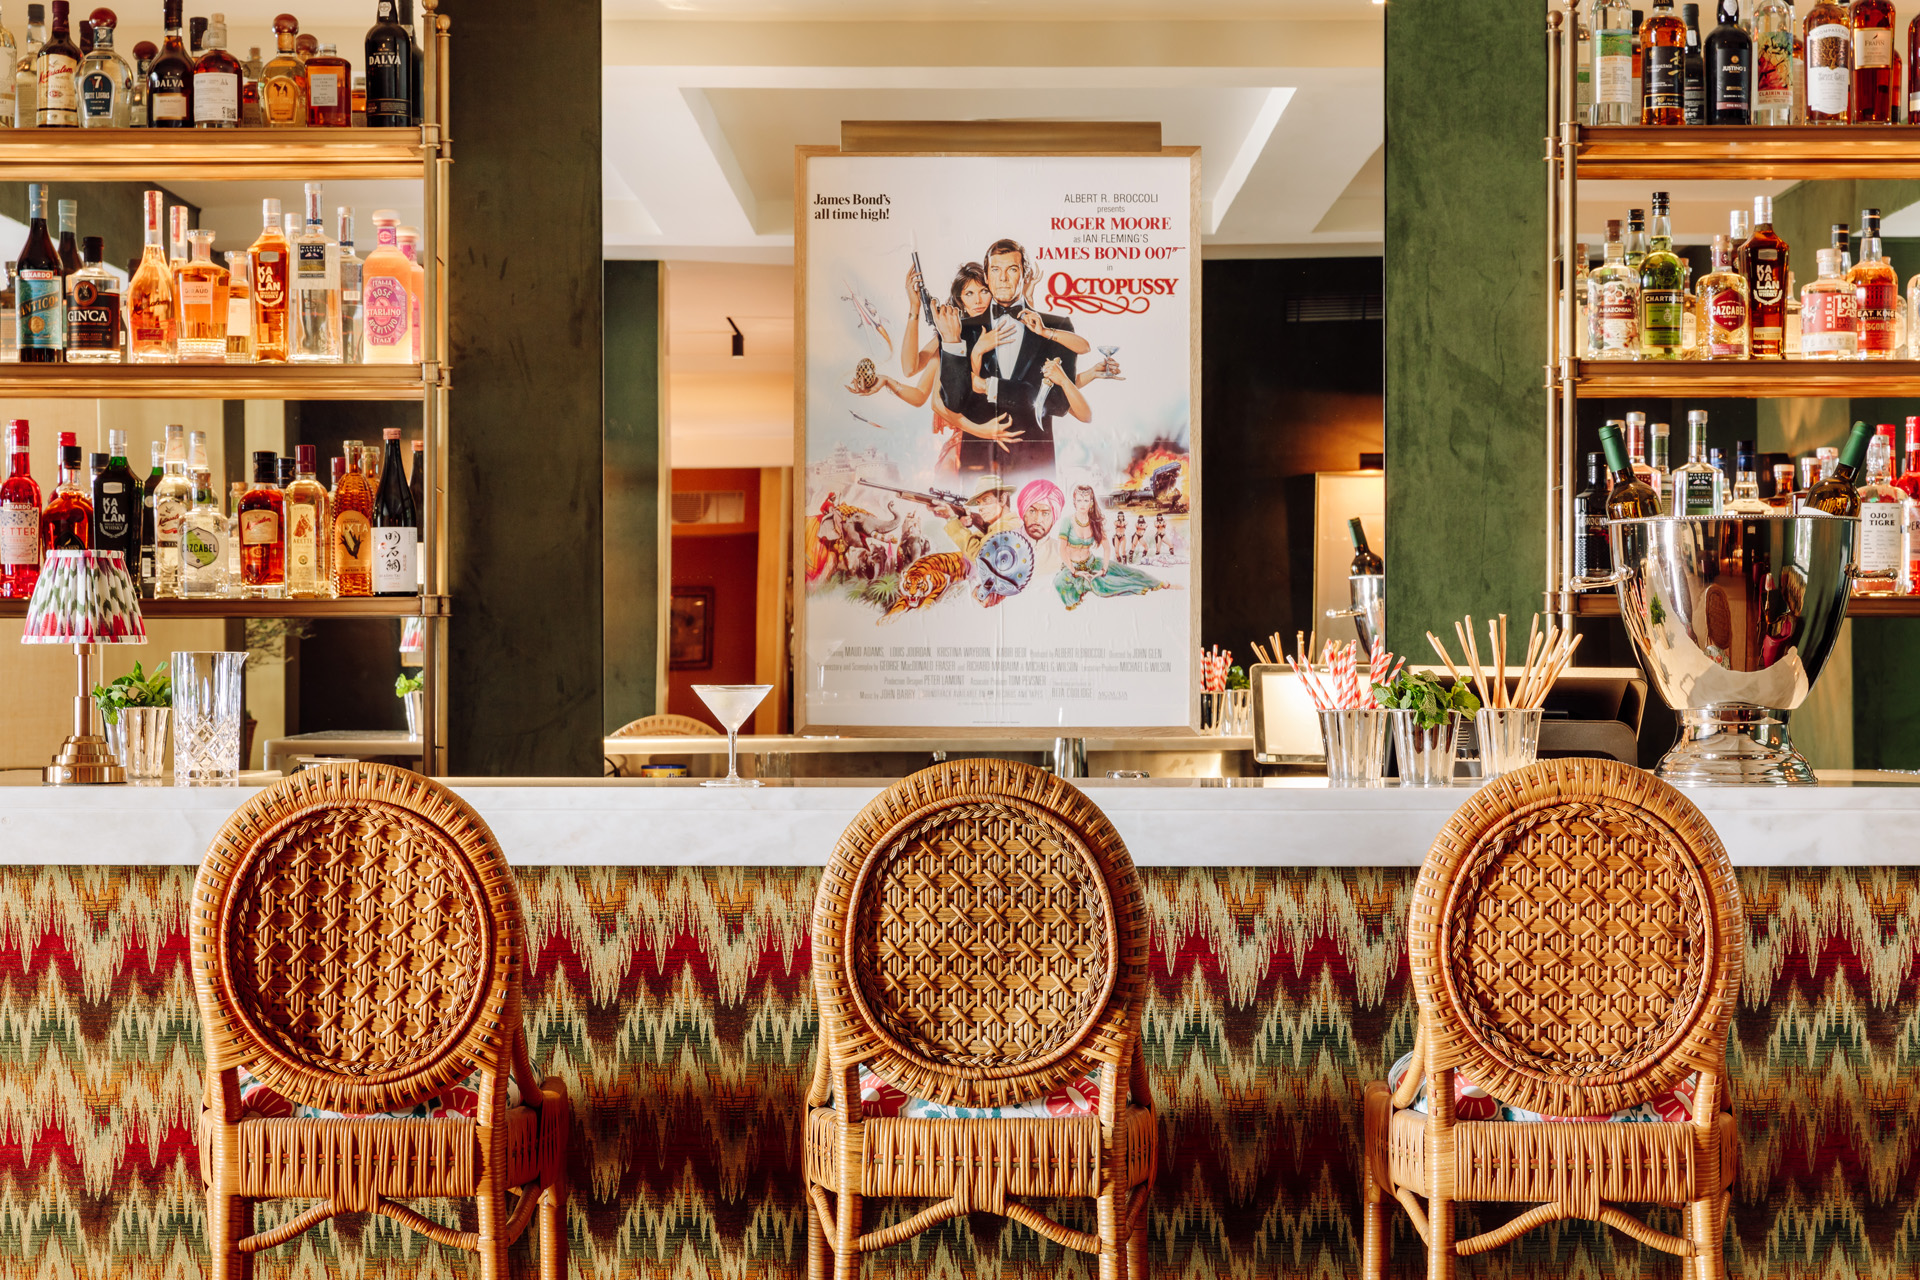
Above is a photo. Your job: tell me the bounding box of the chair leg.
[832,1190,861,1280]
[476,1188,511,1280]
[1362,1162,1387,1280]
[537,1185,568,1280]
[1428,1195,1454,1280]
[1098,1184,1124,1280]
[807,1187,829,1280]
[1689,1195,1727,1280]
[206,1194,253,1280]
[1126,1205,1148,1280]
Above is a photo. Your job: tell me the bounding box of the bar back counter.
[0,771,1912,1277]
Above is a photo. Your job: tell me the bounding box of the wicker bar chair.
[189,763,570,1280]
[1361,758,1742,1279]
[805,759,1156,1279]
[605,712,720,776]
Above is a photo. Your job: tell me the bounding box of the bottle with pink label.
[360,208,413,365]
[1800,248,1859,360]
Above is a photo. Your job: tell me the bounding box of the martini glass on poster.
[693,684,772,787]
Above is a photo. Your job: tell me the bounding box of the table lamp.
[21,550,148,785]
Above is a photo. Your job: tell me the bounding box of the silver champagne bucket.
[1590,513,1856,785]
[1327,573,1385,658]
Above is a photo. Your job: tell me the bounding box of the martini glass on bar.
[692,684,772,787]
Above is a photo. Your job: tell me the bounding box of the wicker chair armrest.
[1390,1020,1425,1110]
[806,1043,833,1109]
[1363,1081,1394,1195]
[511,1027,545,1109]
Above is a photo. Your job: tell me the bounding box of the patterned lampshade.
[21,551,148,645]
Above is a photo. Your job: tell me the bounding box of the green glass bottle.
[1639,190,1687,359]
[1601,423,1660,519]
[1803,421,1873,518]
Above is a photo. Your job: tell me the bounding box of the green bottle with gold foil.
[1639,191,1687,359]
[1601,423,1660,520]
[1803,421,1873,517]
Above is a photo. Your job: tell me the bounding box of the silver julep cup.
[1389,709,1463,787]
[1319,709,1390,787]
[1475,708,1543,781]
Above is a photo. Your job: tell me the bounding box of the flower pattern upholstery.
[1385,1051,1698,1124]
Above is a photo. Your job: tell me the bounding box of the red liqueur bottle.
[0,420,41,597]
[41,431,91,550]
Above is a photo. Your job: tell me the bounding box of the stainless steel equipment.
[1327,573,1385,657]
[1583,513,1855,786]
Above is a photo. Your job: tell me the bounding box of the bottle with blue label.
[14,183,63,362]
[78,8,133,127]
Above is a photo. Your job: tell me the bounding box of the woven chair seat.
[834,1063,1106,1120]
[1385,1051,1698,1124]
[236,1067,524,1121]
[805,1104,1156,1200]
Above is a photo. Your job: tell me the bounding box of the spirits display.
[14,182,59,360]
[1850,208,1898,358]
[259,13,304,126]
[191,11,239,127]
[145,0,189,125]
[91,426,136,567]
[1699,233,1750,358]
[76,5,128,125]
[237,449,283,597]
[248,197,289,362]
[1857,423,1905,594]
[40,431,87,548]
[291,182,340,363]
[329,443,373,596]
[1802,247,1859,358]
[178,466,226,597]
[0,421,39,597]
[126,188,174,362]
[1705,0,1751,123]
[175,228,228,361]
[1850,0,1896,123]
[1639,191,1685,359]
[32,0,77,126]
[63,233,116,361]
[1642,0,1688,123]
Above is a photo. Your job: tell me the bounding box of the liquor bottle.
[330,446,374,597]
[223,249,253,364]
[236,449,283,598]
[126,36,148,122]
[53,198,75,289]
[92,426,137,569]
[1601,423,1661,519]
[0,421,39,597]
[126,189,174,363]
[13,4,42,128]
[1897,416,1920,500]
[399,0,421,122]
[397,225,424,361]
[371,428,416,595]
[1673,410,1721,516]
[86,449,101,478]
[178,467,226,598]
[336,209,362,363]
[145,0,188,125]
[1642,0,1688,123]
[1850,209,1898,359]
[1625,207,1648,271]
[1574,452,1613,582]
[258,13,304,126]
[1594,0,1636,124]
[150,423,190,596]
[1805,422,1873,516]
[1746,195,1790,358]
[31,0,76,125]
[1682,3,1706,122]
[1829,220,1852,273]
[1802,248,1859,359]
[1698,234,1751,359]
[191,11,239,127]
[1768,461,1799,509]
[361,209,411,363]
[238,41,258,123]
[14,182,59,361]
[135,438,157,593]
[1850,0,1896,121]
[1805,0,1853,122]
[77,6,127,125]
[364,0,411,127]
[1622,412,1655,497]
[1855,425,1906,593]
[1726,469,1769,514]
[0,9,17,128]
[305,39,346,124]
[1704,0,1753,122]
[1587,220,1640,358]
[41,432,88,549]
[248,197,289,363]
[1639,192,1685,360]
[408,436,423,516]
[282,443,327,599]
[176,228,227,363]
[167,205,188,286]
[1573,242,1591,358]
[187,14,201,58]
[64,234,117,363]
[1652,420,1673,509]
[291,183,340,364]
[1346,515,1381,577]
[292,30,313,62]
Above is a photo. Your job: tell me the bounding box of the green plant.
[394,673,424,697]
[91,662,172,726]
[1372,668,1480,731]
[1226,665,1249,691]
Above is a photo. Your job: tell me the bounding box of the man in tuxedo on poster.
[938,238,1080,478]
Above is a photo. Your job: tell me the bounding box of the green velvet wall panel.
[604,260,664,731]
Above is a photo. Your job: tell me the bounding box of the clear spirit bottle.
[128,37,149,124]
[1625,207,1647,268]
[1801,247,1859,359]
[126,188,174,363]
[76,6,129,126]
[1752,0,1794,123]
[291,183,340,363]
[1850,208,1898,359]
[1857,424,1905,594]
[64,233,119,363]
[179,466,227,598]
[13,3,42,129]
[1592,0,1636,124]
[1651,420,1673,511]
[1674,410,1722,516]
[1698,233,1750,359]
[151,423,190,597]
[175,228,228,362]
[1587,218,1640,359]
[0,8,16,128]
[1639,191,1686,359]
[1727,471,1769,514]
[336,208,362,363]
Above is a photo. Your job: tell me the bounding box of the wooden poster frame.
[792,129,1202,739]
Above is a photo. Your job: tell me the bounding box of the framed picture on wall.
[793,127,1201,736]
[669,586,715,670]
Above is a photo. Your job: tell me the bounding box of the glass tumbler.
[172,651,249,786]
[1475,707,1544,781]
[1389,709,1464,787]
[106,707,171,785]
[1318,709,1390,787]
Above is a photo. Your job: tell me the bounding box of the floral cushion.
[1385,1052,1698,1124]
[236,1068,522,1121]
[831,1064,1104,1120]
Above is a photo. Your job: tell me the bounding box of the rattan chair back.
[812,758,1149,1110]
[611,714,720,737]
[1409,757,1742,1119]
[191,763,526,1118]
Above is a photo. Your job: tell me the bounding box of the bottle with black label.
[371,426,416,595]
[65,234,119,362]
[144,0,191,126]
[92,427,139,569]
[1680,3,1706,123]
[363,0,412,127]
[1641,0,1688,124]
[1574,452,1613,582]
[137,437,159,596]
[1705,0,1751,123]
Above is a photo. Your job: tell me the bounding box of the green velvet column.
[1384,0,1548,665]
[604,260,663,731]
[448,0,604,775]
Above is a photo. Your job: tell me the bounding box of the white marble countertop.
[0,772,1915,867]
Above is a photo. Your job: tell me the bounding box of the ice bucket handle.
[1569,566,1634,591]
[1325,606,1364,619]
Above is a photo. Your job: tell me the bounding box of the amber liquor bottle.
[1641,0,1689,123]
[41,433,91,550]
[259,13,305,126]
[238,450,284,598]
[1849,208,1898,359]
[247,197,290,363]
[1745,195,1790,358]
[305,40,349,125]
[1850,0,1896,122]
[144,0,189,125]
[126,188,175,362]
[283,443,328,599]
[329,447,374,597]
[1805,0,1854,122]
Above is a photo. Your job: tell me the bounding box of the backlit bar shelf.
[1575,125,1920,180]
[1573,359,1920,398]
[0,363,431,400]
[0,127,432,182]
[1574,593,1920,618]
[0,596,449,620]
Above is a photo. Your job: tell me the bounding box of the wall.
[606,260,666,732]
[667,467,761,727]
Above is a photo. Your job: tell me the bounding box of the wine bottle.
[1347,516,1382,576]
[371,426,416,595]
[1803,421,1874,517]
[14,182,63,362]
[1601,423,1660,519]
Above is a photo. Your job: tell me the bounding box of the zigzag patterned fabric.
[0,864,1911,1278]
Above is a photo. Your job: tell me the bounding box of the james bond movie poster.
[796,148,1199,733]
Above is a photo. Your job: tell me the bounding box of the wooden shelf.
[0,127,434,182]
[1573,592,1920,618]
[0,596,448,620]
[0,363,432,400]
[1575,124,1920,180]
[1572,358,1920,398]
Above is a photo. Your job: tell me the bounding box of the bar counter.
[5,771,1917,865]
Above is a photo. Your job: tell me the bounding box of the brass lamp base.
[45,734,126,786]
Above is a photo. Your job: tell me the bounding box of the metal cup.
[1319,709,1390,787]
[1475,708,1544,781]
[105,706,170,785]
[1389,709,1463,787]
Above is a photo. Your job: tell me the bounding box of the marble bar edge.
[0,773,1911,867]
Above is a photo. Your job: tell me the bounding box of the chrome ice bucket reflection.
[1327,573,1385,657]
[1595,513,1856,786]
